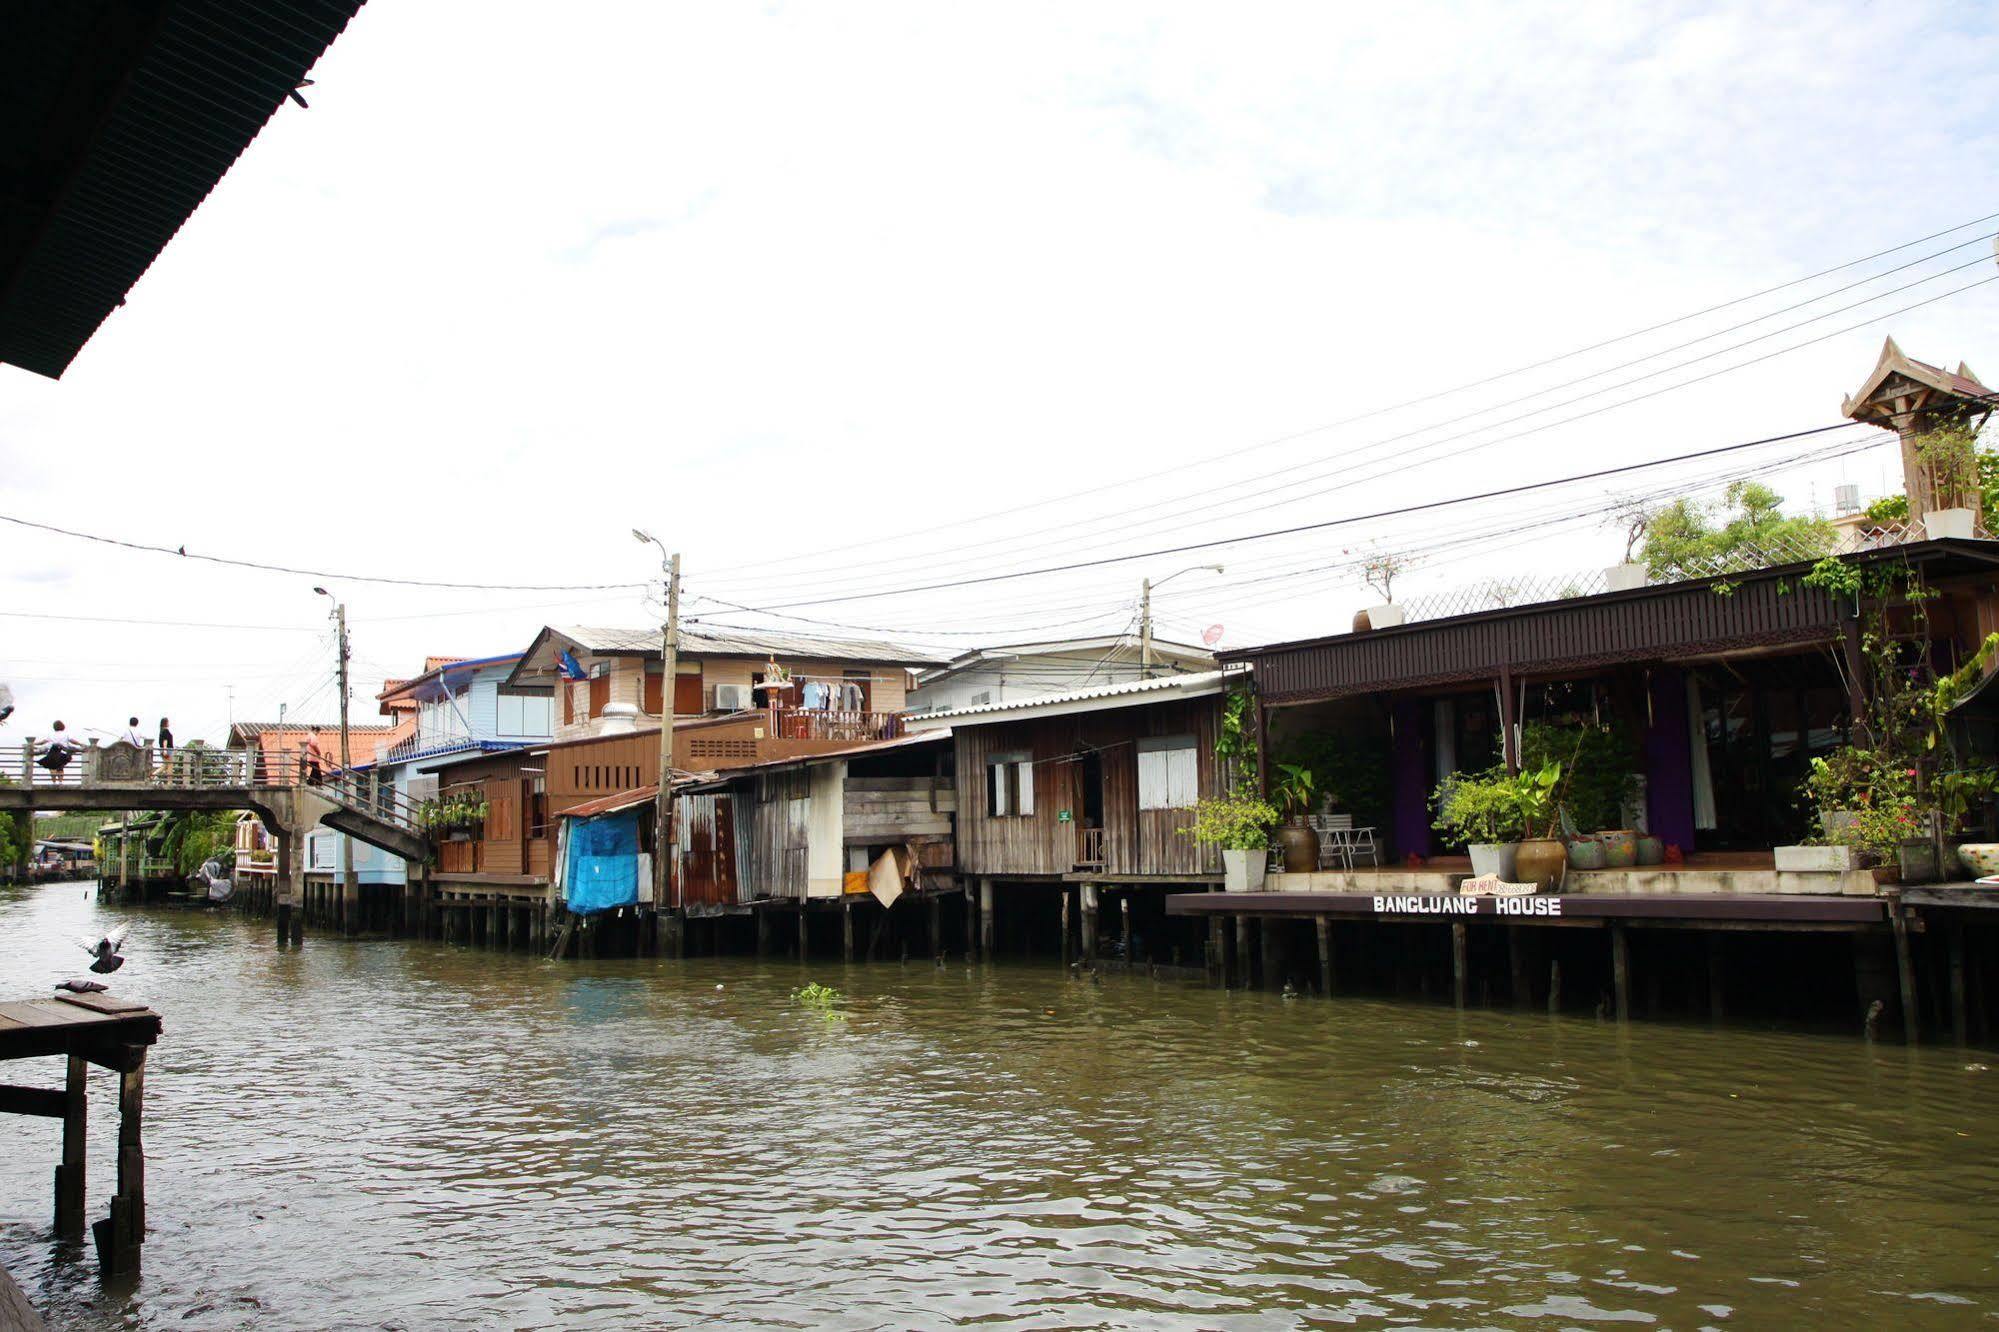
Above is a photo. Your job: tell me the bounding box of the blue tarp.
[564,810,640,915]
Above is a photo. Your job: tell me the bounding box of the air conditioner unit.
[713,683,753,711]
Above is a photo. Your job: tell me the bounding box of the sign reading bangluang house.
[1371,895,1564,916]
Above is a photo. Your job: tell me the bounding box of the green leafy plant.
[1270,762,1317,820]
[1215,688,1260,789]
[1639,481,1836,579]
[1521,721,1638,833]
[1281,729,1390,835]
[1184,793,1279,851]
[1915,423,1982,511]
[1510,761,1563,840]
[792,982,844,1020]
[1432,769,1524,846]
[1934,768,1999,829]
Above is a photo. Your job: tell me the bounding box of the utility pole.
[315,586,354,934]
[1140,577,1154,678]
[635,532,681,952]
[1140,565,1224,680]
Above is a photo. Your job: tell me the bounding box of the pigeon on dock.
[56,978,109,994]
[76,923,130,974]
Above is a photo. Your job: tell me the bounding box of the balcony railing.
[1075,826,1106,871]
[771,708,904,743]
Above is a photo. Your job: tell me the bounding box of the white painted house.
[906,636,1215,716]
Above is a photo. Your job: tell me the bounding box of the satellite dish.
[1201,624,1224,647]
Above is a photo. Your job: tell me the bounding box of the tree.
[1864,426,1998,524]
[1638,481,1835,579]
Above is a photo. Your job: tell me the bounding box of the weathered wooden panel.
[954,696,1221,878]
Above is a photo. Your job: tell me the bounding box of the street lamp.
[634,530,681,933]
[1140,564,1225,676]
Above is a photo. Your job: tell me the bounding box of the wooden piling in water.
[1452,922,1468,1009]
[1950,923,1968,1045]
[1315,917,1333,996]
[1548,958,1562,1014]
[1892,906,1920,1043]
[1209,917,1226,986]
[1235,916,1255,989]
[1611,924,1631,1021]
[54,1054,85,1238]
[979,879,995,959]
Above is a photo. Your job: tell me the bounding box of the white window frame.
[1137,734,1199,810]
[987,750,1033,818]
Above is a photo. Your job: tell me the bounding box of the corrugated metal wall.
[1247,578,1843,703]
[676,791,738,908]
[732,769,811,902]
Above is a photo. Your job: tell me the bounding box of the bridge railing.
[11,740,422,835]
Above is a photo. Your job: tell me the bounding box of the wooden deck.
[0,994,162,1277]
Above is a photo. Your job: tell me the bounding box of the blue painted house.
[306,654,554,888]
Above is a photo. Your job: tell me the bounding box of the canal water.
[3,881,1997,1330]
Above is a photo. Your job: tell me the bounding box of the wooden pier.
[0,993,162,1277]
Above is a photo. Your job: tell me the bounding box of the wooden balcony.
[772,708,904,743]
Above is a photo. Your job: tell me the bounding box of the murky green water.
[3,881,1997,1329]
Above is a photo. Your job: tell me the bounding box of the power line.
[720,421,1869,612]
[0,609,322,633]
[707,259,1999,602]
[702,210,1999,583]
[0,513,647,592]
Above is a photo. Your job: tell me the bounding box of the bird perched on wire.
[76,923,130,974]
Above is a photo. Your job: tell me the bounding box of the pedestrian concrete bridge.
[0,740,426,864]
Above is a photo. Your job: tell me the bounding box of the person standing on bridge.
[122,716,146,747]
[157,717,173,752]
[301,733,325,786]
[37,721,84,782]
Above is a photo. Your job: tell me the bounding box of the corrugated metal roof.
[0,0,368,378]
[547,624,948,666]
[905,669,1234,726]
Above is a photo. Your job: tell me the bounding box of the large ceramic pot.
[1597,829,1637,868]
[1277,819,1320,873]
[1515,837,1567,892]
[1635,835,1664,866]
[1468,842,1519,880]
[1956,843,1999,880]
[1567,837,1607,870]
[1222,848,1269,893]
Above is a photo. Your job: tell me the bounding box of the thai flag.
[558,649,587,681]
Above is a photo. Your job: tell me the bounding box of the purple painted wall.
[1392,698,1431,860]
[1645,667,1697,855]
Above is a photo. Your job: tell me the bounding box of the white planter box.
[1774,845,1860,872]
[1364,603,1406,628]
[1468,842,1518,879]
[1603,562,1648,592]
[1926,508,1976,540]
[1223,848,1268,893]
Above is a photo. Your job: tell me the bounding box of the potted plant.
[1937,768,1999,877]
[1186,793,1280,892]
[1433,769,1522,879]
[1509,761,1567,891]
[1359,549,1409,628]
[1271,762,1320,872]
[1916,424,1980,539]
[1603,497,1651,592]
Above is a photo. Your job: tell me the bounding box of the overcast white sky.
[3,0,1996,746]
